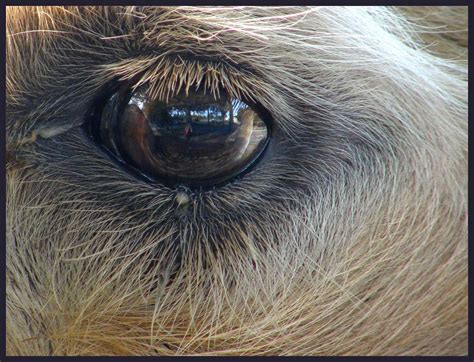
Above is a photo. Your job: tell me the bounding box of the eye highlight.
[88,82,271,189]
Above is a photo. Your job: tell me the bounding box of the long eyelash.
[99,55,263,103]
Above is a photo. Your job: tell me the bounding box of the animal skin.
[6,6,468,356]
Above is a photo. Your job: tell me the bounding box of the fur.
[6,6,468,355]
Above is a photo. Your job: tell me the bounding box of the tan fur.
[6,6,467,355]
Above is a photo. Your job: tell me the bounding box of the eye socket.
[88,82,271,189]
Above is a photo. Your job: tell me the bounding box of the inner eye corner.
[87,78,273,191]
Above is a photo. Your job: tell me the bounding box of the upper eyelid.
[100,54,264,105]
[7,54,270,150]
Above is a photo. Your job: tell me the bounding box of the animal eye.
[88,83,271,189]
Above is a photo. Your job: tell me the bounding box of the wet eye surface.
[88,83,272,189]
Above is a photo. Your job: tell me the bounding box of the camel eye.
[89,83,271,189]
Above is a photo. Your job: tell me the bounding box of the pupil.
[105,86,270,188]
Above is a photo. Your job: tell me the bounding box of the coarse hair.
[6,6,467,355]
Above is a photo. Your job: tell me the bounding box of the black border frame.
[1,2,471,361]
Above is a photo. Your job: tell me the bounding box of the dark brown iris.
[92,84,271,188]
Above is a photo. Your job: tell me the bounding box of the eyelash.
[101,55,261,104]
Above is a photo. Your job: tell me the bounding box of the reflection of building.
[118,91,269,182]
[128,89,251,132]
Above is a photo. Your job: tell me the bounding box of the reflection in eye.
[92,84,271,189]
